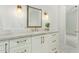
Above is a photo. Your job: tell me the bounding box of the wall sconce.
[17,5,22,13]
[16,5,23,17]
[43,11,48,20]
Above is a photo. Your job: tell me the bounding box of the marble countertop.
[0,31,58,41]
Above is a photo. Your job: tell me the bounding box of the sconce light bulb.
[43,11,48,20]
[45,15,48,20]
[17,8,22,13]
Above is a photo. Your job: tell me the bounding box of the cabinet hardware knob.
[52,34,56,36]
[52,48,56,51]
[17,41,19,43]
[24,40,26,42]
[24,49,27,52]
[54,51,58,53]
[52,40,56,43]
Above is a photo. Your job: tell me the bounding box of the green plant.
[45,23,50,28]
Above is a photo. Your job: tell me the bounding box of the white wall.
[0,5,59,32]
[0,5,27,32]
[57,6,66,51]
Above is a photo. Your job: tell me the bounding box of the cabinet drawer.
[50,36,58,41]
[49,50,58,53]
[46,33,58,38]
[49,42,58,49]
[10,45,31,53]
[10,47,26,53]
[45,33,58,43]
[49,39,57,44]
[49,46,58,53]
[10,38,31,48]
[49,48,56,53]
[49,43,59,53]
[48,37,57,45]
[0,50,5,53]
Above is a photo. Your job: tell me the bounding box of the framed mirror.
[27,5,42,28]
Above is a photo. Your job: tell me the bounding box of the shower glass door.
[66,6,78,35]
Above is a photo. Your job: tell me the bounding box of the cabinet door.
[0,41,9,53]
[32,36,41,53]
[10,37,31,53]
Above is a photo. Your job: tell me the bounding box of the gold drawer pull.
[17,40,26,43]
[24,40,26,42]
[17,41,19,43]
[52,34,56,36]
[54,51,58,53]
[52,48,56,51]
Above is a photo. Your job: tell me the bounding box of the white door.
[32,35,41,53]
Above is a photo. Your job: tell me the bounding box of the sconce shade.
[43,11,48,20]
[44,12,47,15]
[17,5,22,9]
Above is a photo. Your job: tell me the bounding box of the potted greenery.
[45,22,50,31]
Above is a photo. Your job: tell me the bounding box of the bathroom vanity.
[0,31,59,53]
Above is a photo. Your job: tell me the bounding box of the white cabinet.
[0,32,59,53]
[31,35,49,53]
[0,40,9,53]
[32,35,41,53]
[47,33,59,53]
[9,37,31,53]
[32,33,59,53]
[41,33,59,53]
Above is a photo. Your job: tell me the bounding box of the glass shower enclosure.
[66,5,79,52]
